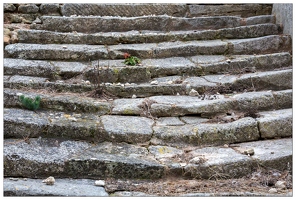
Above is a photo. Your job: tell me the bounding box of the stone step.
[18,23,280,45]
[60,3,272,17]
[30,15,275,33]
[4,88,292,118]
[4,35,292,61]
[3,105,292,145]
[4,69,292,98]
[4,52,292,82]
[3,137,292,180]
[4,176,292,197]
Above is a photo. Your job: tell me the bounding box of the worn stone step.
[30,15,275,33]
[4,69,292,98]
[60,3,272,17]
[111,90,292,117]
[4,52,292,82]
[153,108,292,147]
[4,35,291,61]
[4,87,292,117]
[3,105,292,146]
[3,137,292,180]
[18,23,280,45]
[3,108,155,144]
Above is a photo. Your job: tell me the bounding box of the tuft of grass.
[123,53,141,66]
[19,95,41,111]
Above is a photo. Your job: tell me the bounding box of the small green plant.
[123,52,141,66]
[19,95,41,111]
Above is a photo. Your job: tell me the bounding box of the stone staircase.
[3,3,292,196]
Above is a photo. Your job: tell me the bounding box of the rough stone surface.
[33,15,242,33]
[153,117,259,146]
[188,4,272,17]
[61,3,188,17]
[272,4,293,39]
[184,146,254,179]
[3,138,91,177]
[257,109,292,139]
[112,191,156,197]
[4,4,16,12]
[3,108,50,138]
[5,43,109,61]
[18,4,39,14]
[4,178,109,196]
[101,115,154,143]
[18,23,279,45]
[236,69,292,91]
[237,138,292,171]
[229,35,291,55]
[156,117,185,126]
[40,4,61,15]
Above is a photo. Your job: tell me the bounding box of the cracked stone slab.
[101,115,154,143]
[256,108,292,139]
[4,178,109,196]
[153,117,259,146]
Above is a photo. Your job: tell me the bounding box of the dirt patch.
[105,168,292,196]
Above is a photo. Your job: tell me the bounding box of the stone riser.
[3,137,292,180]
[18,23,280,45]
[3,69,292,98]
[31,15,275,33]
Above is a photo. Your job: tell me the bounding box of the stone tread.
[5,35,292,60]
[4,52,292,81]
[3,69,293,98]
[30,15,275,33]
[18,23,280,45]
[3,137,292,180]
